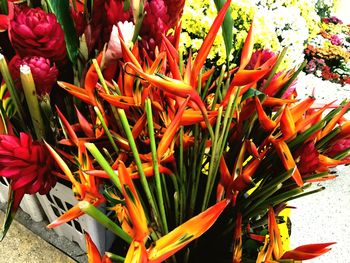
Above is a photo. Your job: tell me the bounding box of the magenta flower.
[9,7,66,63]
[245,49,276,70]
[330,34,342,46]
[0,133,56,195]
[296,141,320,175]
[141,0,185,52]
[326,138,350,160]
[9,55,58,96]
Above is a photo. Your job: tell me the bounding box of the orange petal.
[272,140,303,187]
[290,96,316,123]
[56,106,79,146]
[319,154,350,167]
[118,161,149,241]
[125,240,148,263]
[255,96,277,132]
[191,0,231,86]
[232,213,243,263]
[280,106,296,140]
[320,101,350,139]
[157,97,190,159]
[98,93,136,108]
[282,243,335,260]
[47,205,83,228]
[147,200,229,263]
[268,207,283,259]
[239,19,255,70]
[57,81,92,104]
[85,233,102,263]
[125,62,207,114]
[75,106,94,137]
[44,141,82,191]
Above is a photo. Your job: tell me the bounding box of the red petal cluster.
[297,141,320,174]
[9,55,58,95]
[0,133,56,195]
[9,7,66,63]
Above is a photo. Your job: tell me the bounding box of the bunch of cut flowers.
[0,0,350,262]
[304,15,350,85]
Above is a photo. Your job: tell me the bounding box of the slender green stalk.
[85,143,122,192]
[0,54,26,128]
[92,61,123,134]
[92,59,109,93]
[261,47,288,91]
[145,98,168,233]
[188,124,200,216]
[179,126,185,185]
[117,108,161,228]
[201,106,223,211]
[276,59,308,98]
[20,65,45,140]
[105,252,125,263]
[201,72,214,100]
[78,201,132,243]
[94,106,119,154]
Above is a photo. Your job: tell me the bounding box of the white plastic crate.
[36,181,115,253]
[0,176,43,222]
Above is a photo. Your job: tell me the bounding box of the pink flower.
[105,21,135,63]
[326,138,350,160]
[9,7,66,63]
[0,133,56,195]
[296,141,320,175]
[9,55,58,96]
[245,49,276,70]
[141,0,185,52]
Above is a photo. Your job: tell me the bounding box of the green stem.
[78,201,132,244]
[20,65,45,140]
[85,143,122,192]
[201,106,223,211]
[0,54,26,129]
[145,98,168,233]
[92,59,109,93]
[105,252,125,263]
[94,106,119,154]
[117,108,161,228]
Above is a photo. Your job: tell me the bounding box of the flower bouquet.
[304,15,350,85]
[1,0,350,262]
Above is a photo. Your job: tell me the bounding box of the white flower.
[105,21,135,63]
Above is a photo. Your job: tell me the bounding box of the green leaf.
[241,88,265,101]
[0,0,8,14]
[214,0,234,64]
[45,0,79,64]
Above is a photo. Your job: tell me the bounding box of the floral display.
[0,0,349,262]
[180,0,319,68]
[304,15,350,85]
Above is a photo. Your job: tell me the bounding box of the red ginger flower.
[103,0,132,42]
[9,55,58,96]
[326,138,350,160]
[296,141,320,175]
[9,7,66,63]
[0,133,56,195]
[245,49,276,70]
[141,0,184,50]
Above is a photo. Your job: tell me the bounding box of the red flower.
[296,141,320,175]
[141,0,185,52]
[9,55,58,96]
[245,49,275,70]
[104,0,133,42]
[9,7,66,63]
[326,138,350,160]
[0,133,56,195]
